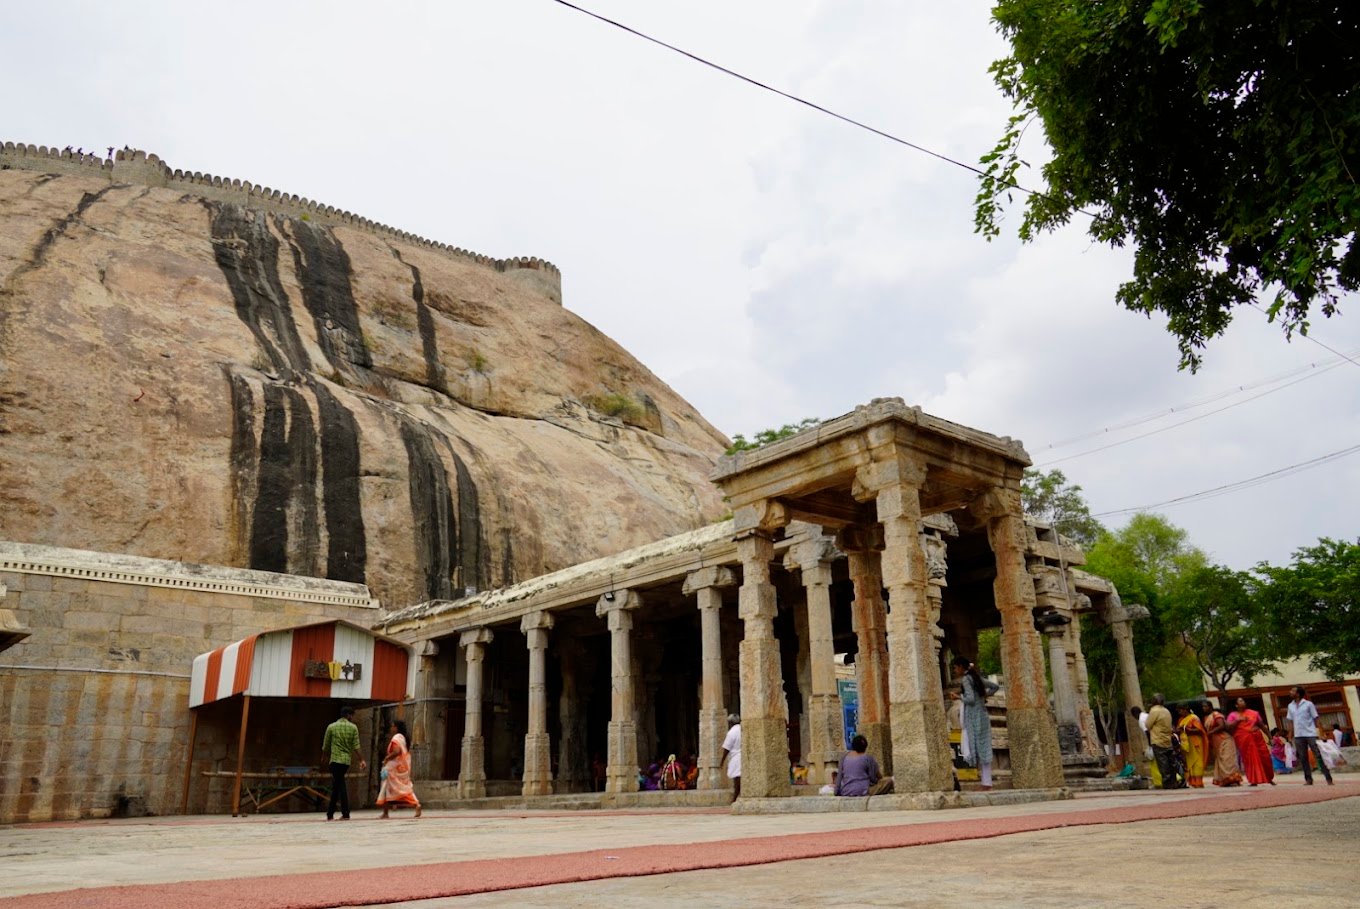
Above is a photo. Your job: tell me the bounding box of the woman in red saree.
[1202,700,1242,787]
[1176,705,1209,788]
[377,719,422,818]
[1225,698,1275,786]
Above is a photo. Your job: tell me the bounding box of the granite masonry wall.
[0,541,381,822]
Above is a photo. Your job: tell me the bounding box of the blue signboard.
[837,679,859,750]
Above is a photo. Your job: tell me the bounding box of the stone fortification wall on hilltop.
[0,142,562,303]
[0,147,728,610]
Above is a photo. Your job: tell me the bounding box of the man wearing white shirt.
[720,714,742,801]
[1286,687,1334,786]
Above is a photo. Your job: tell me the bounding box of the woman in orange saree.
[377,720,422,818]
[1225,698,1275,786]
[1177,705,1208,788]
[1202,700,1242,787]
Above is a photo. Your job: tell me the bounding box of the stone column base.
[522,732,553,797]
[740,715,792,799]
[697,707,728,790]
[806,693,845,786]
[605,719,639,793]
[856,720,892,776]
[1007,706,1065,789]
[459,736,486,799]
[889,700,953,792]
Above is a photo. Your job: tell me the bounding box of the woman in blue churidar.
[952,656,1001,789]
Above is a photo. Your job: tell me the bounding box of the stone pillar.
[410,639,442,780]
[976,488,1064,789]
[1104,596,1151,778]
[556,635,590,792]
[458,628,494,799]
[1067,594,1103,759]
[838,526,892,773]
[871,456,953,792]
[735,529,791,799]
[786,537,843,788]
[1042,620,1082,754]
[682,566,736,791]
[520,611,555,797]
[596,590,642,794]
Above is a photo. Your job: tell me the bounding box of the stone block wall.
[0,541,380,823]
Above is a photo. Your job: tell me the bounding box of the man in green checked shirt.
[322,705,367,820]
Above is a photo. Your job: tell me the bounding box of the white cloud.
[3,0,1355,568]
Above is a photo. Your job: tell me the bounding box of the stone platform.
[732,786,1071,814]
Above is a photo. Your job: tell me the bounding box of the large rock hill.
[0,147,728,608]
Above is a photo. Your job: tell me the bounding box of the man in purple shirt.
[835,734,894,796]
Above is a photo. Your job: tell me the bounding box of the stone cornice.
[0,541,378,609]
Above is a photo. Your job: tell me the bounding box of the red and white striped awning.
[189,619,410,709]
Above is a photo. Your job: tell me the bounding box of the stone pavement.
[0,776,1354,908]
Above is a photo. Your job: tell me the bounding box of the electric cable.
[1091,443,1360,518]
[546,0,1052,200]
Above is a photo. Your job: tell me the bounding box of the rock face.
[0,157,728,608]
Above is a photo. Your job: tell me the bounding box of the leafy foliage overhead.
[977,1,1360,369]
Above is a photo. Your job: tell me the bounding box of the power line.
[1035,349,1359,454]
[545,0,1049,199]
[1247,302,1360,370]
[1035,354,1354,467]
[1091,443,1360,518]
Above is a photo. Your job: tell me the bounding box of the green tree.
[977,1,1360,370]
[1164,563,1276,692]
[726,418,820,456]
[1081,512,1204,740]
[1020,468,1104,548]
[1257,538,1360,679]
[1090,512,1203,591]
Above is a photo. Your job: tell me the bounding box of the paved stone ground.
[0,776,1354,908]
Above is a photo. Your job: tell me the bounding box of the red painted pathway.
[5,786,1354,909]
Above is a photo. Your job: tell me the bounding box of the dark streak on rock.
[205,202,310,376]
[399,419,457,600]
[226,372,258,564]
[249,384,319,575]
[449,448,482,591]
[314,384,367,584]
[389,245,445,392]
[283,218,372,371]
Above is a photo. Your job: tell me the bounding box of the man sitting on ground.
[835,735,894,797]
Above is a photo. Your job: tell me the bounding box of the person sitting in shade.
[835,734,894,797]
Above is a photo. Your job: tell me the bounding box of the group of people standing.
[1136,688,1339,790]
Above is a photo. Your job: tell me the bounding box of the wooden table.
[202,769,357,814]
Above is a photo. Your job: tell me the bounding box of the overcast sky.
[5,1,1357,571]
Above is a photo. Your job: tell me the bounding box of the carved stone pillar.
[869,456,953,792]
[521,611,555,797]
[682,566,736,791]
[786,537,842,788]
[976,487,1063,789]
[458,628,494,799]
[596,590,642,793]
[1030,564,1082,755]
[1104,596,1151,777]
[735,528,790,798]
[838,525,891,773]
[1067,592,1103,759]
[1042,620,1082,754]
